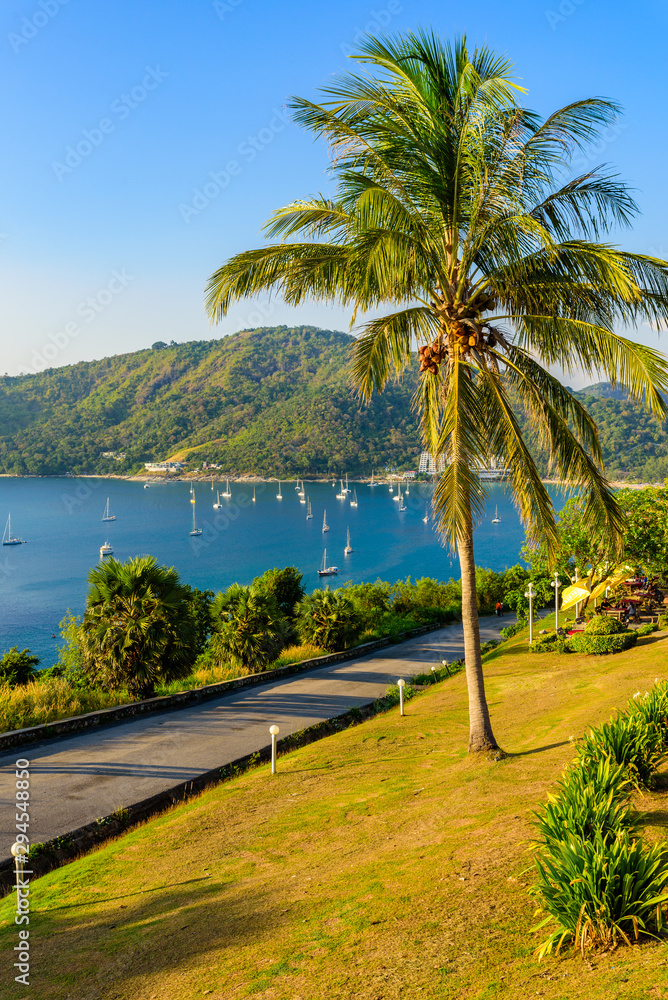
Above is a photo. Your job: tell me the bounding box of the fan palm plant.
[80,556,197,698]
[206,31,668,751]
[210,584,288,672]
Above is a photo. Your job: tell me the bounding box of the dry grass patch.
[2,627,668,999]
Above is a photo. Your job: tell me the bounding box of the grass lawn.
[2,621,668,999]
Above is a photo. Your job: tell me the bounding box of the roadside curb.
[0,678,451,896]
[0,623,447,753]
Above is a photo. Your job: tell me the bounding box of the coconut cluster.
[418,288,504,375]
[418,341,444,373]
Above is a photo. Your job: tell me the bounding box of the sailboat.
[276,480,282,500]
[211,476,214,491]
[317,548,339,576]
[343,473,351,494]
[299,491,306,504]
[252,486,256,503]
[221,478,231,498]
[298,480,305,497]
[306,497,313,519]
[336,479,346,499]
[189,483,195,504]
[350,489,358,508]
[399,488,407,512]
[422,504,429,524]
[2,514,26,546]
[101,498,116,522]
[492,505,501,524]
[189,492,202,536]
[389,484,394,493]
[322,509,329,533]
[405,481,410,495]
[370,470,375,487]
[393,484,401,502]
[213,490,222,509]
[344,527,353,555]
[99,539,113,557]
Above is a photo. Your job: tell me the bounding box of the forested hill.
[0,326,421,477]
[1,325,667,481]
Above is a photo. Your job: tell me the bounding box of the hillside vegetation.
[1,327,667,480]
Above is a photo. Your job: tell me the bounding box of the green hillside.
[0,326,421,477]
[1,325,667,480]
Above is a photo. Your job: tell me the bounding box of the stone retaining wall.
[0,623,444,753]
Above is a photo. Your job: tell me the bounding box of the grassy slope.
[2,624,668,999]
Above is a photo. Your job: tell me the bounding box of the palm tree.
[205,31,668,752]
[210,584,288,672]
[295,589,363,651]
[80,556,197,699]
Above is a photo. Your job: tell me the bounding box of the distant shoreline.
[0,473,660,489]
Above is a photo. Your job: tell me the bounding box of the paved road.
[0,614,520,849]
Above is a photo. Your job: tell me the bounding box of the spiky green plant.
[576,713,665,789]
[206,30,668,751]
[534,758,640,849]
[294,590,363,652]
[627,681,668,746]
[533,832,668,958]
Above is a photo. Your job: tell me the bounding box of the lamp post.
[269,724,279,774]
[550,571,560,630]
[397,678,406,716]
[524,581,535,643]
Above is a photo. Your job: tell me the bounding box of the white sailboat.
[317,548,339,576]
[306,497,313,519]
[344,527,353,555]
[101,497,116,522]
[2,514,26,546]
[350,489,358,508]
[322,509,329,533]
[100,539,113,557]
[393,484,401,502]
[492,505,501,523]
[276,480,282,500]
[252,486,256,503]
[343,473,351,494]
[422,504,429,524]
[143,483,150,489]
[405,481,410,495]
[211,476,214,491]
[298,480,305,497]
[299,491,306,504]
[213,490,222,509]
[189,493,202,536]
[336,479,346,499]
[189,483,195,504]
[399,490,407,512]
[221,478,231,498]
[370,470,375,486]
[389,484,394,493]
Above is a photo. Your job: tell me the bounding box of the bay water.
[0,477,568,667]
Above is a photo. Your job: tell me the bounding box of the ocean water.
[0,477,568,667]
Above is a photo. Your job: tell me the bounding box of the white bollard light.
[431,665,437,684]
[11,842,27,901]
[397,678,406,716]
[269,724,280,774]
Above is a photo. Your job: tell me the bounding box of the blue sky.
[1,0,667,383]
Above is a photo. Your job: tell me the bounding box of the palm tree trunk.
[457,511,499,753]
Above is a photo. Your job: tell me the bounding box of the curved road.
[0,614,520,849]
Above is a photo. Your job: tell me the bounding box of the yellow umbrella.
[589,577,613,603]
[560,579,591,612]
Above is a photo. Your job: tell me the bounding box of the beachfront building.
[144,461,185,472]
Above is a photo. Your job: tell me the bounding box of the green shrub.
[295,590,363,652]
[500,621,525,639]
[576,713,665,789]
[530,634,558,654]
[585,616,627,635]
[534,758,640,850]
[636,623,658,637]
[0,648,39,686]
[533,832,668,958]
[570,630,637,655]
